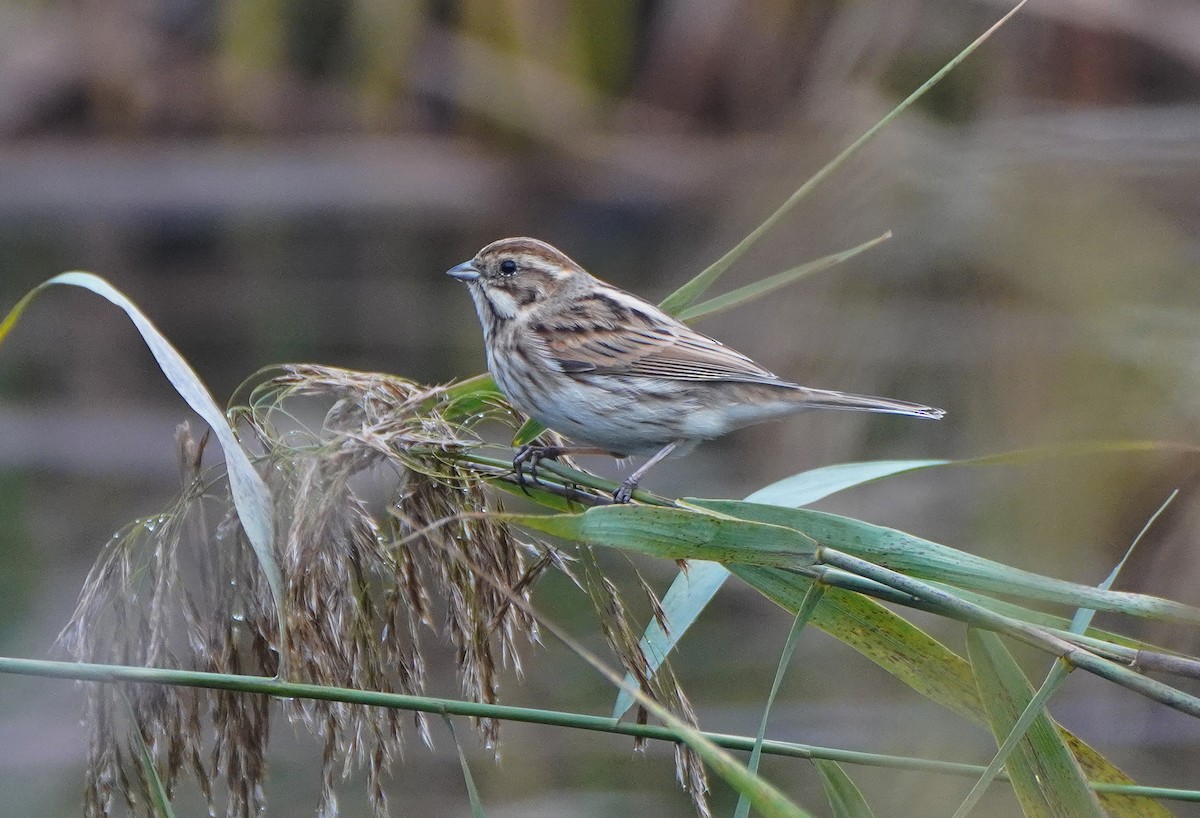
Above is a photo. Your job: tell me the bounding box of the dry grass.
[57,365,706,817]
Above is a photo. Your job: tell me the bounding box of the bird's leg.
[512,444,613,493]
[614,441,678,504]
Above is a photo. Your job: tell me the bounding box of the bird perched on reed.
[448,237,943,502]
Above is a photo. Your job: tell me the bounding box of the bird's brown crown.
[473,237,584,282]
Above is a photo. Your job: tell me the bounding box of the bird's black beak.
[446,261,480,282]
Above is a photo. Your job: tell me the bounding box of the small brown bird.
[447,237,943,502]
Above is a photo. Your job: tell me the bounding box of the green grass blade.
[819,547,1200,718]
[675,233,890,323]
[611,559,730,719]
[968,492,1180,818]
[1072,490,1177,636]
[505,505,817,568]
[747,459,949,508]
[953,659,1073,818]
[734,584,826,818]
[657,0,1030,315]
[965,630,1104,818]
[1044,493,1179,818]
[439,372,498,397]
[0,284,43,344]
[443,716,487,818]
[512,416,547,447]
[0,274,284,662]
[813,760,876,818]
[134,729,177,818]
[438,373,509,423]
[751,441,1195,511]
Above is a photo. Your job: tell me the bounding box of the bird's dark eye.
[499,258,518,275]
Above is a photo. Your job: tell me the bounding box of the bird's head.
[446,237,586,322]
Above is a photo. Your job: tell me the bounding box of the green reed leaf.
[513,416,547,447]
[506,505,817,568]
[676,232,891,323]
[965,630,1104,818]
[955,494,1178,817]
[125,691,177,818]
[733,565,986,723]
[612,460,942,718]
[954,657,1073,818]
[744,459,948,507]
[730,565,1172,816]
[0,273,285,660]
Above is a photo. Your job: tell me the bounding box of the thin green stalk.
[3,656,1196,802]
[734,584,826,818]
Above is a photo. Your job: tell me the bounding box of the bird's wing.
[531,287,784,384]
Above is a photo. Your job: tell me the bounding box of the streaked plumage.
[447,237,944,501]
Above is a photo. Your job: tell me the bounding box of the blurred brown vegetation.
[2,0,1199,816]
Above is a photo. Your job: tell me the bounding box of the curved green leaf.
[0,274,283,642]
[749,441,1195,511]
[954,658,1073,818]
[611,559,730,719]
[746,459,948,508]
[612,446,1195,720]
[735,585,825,818]
[953,493,1178,816]
[438,373,507,422]
[734,565,985,722]
[513,416,547,447]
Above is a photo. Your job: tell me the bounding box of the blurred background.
[2,0,1199,815]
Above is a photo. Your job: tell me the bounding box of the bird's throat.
[475,286,519,322]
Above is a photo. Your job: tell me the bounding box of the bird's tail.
[792,386,945,419]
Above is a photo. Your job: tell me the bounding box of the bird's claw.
[612,479,637,504]
[513,444,561,495]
